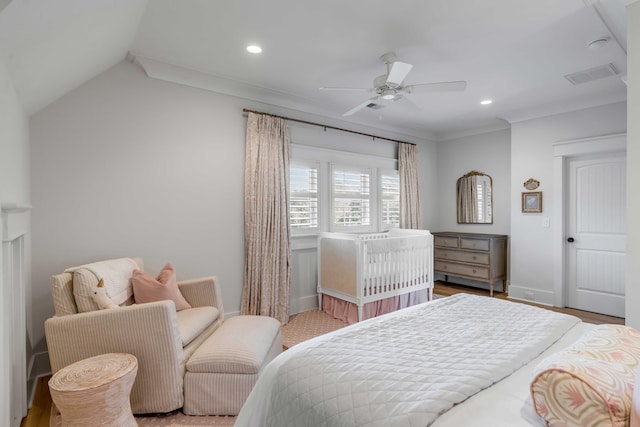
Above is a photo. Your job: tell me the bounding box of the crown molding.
[129,53,440,143]
[129,53,625,144]
[436,122,511,142]
[502,94,627,126]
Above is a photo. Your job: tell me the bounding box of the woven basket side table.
[48,353,138,427]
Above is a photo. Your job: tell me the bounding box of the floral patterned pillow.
[531,325,640,427]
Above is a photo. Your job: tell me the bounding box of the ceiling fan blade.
[395,94,421,111]
[404,81,467,94]
[320,86,371,92]
[386,61,413,86]
[342,97,378,117]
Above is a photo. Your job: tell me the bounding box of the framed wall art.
[522,191,542,213]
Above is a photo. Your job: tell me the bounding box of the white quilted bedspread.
[263,294,580,427]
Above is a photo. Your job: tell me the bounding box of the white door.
[567,152,626,317]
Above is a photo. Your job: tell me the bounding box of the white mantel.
[1,202,31,427]
[2,203,31,242]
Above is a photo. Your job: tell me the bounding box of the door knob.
[567,237,575,243]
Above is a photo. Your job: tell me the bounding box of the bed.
[318,228,433,323]
[235,294,601,427]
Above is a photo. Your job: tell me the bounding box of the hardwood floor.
[21,281,624,427]
[434,281,624,325]
[20,375,51,427]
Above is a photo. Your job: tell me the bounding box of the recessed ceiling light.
[480,99,493,105]
[246,45,262,54]
[587,37,610,49]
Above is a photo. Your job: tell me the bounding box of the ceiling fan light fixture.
[246,45,262,54]
[330,52,467,117]
[381,89,396,100]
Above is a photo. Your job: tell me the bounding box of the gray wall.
[509,102,627,304]
[31,61,247,347]
[29,60,438,350]
[436,128,511,235]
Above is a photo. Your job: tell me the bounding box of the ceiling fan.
[320,52,467,117]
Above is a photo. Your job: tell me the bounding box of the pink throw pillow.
[132,263,192,311]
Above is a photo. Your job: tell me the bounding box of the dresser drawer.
[460,238,490,251]
[434,248,490,265]
[434,236,459,248]
[435,261,490,280]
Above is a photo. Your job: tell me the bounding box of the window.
[380,170,400,229]
[288,144,398,235]
[289,162,319,233]
[332,167,372,231]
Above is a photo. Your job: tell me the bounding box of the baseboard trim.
[295,295,319,314]
[27,351,51,407]
[287,295,320,316]
[508,285,555,306]
[225,310,240,318]
[222,296,320,320]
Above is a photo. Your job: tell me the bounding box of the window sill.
[291,234,319,250]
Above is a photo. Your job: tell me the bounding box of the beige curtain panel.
[399,143,423,229]
[457,175,478,223]
[241,112,291,324]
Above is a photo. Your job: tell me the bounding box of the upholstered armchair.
[44,258,225,414]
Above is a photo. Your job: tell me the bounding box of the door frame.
[552,133,626,308]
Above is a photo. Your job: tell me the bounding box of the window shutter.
[381,170,400,229]
[290,163,319,232]
[332,167,372,231]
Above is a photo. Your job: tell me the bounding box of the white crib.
[318,229,434,322]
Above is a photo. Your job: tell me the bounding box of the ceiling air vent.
[564,63,619,85]
[365,102,385,110]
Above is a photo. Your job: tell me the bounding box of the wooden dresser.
[432,232,508,296]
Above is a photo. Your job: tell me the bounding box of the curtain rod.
[242,108,415,146]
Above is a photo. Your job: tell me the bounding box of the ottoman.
[183,315,282,415]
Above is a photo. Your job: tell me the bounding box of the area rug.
[51,408,236,427]
[281,308,348,349]
[135,412,235,426]
[281,296,447,350]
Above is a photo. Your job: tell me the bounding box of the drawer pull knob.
[472,256,476,260]
[472,269,477,273]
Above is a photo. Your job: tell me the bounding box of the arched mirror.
[457,171,493,224]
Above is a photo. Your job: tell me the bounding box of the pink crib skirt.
[322,290,429,325]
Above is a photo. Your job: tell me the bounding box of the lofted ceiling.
[0,0,629,141]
